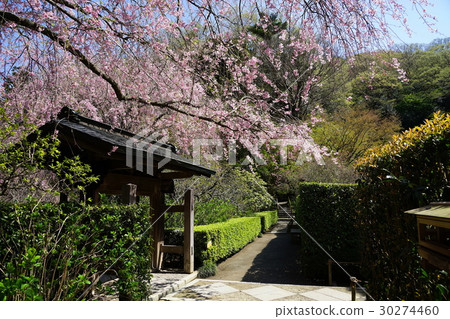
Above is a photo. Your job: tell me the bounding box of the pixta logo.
[192,138,324,166]
[126,131,171,176]
[126,133,324,176]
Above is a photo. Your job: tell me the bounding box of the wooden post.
[93,190,99,205]
[121,183,137,204]
[59,193,68,203]
[184,189,194,274]
[350,277,357,301]
[351,282,356,301]
[328,259,333,286]
[150,182,164,271]
[83,182,99,204]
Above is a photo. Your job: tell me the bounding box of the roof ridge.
[57,107,177,153]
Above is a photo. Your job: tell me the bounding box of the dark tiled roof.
[41,107,215,177]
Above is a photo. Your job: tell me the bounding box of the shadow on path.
[241,233,306,285]
[209,220,308,285]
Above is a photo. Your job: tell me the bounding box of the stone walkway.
[208,220,304,284]
[148,271,198,301]
[151,219,367,301]
[161,279,366,301]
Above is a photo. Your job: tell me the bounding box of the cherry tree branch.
[0,11,126,100]
[0,10,233,131]
[44,0,83,25]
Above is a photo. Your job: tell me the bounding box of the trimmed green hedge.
[255,210,278,232]
[166,211,278,266]
[0,201,152,301]
[294,182,361,281]
[195,216,261,263]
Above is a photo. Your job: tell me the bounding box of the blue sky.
[388,0,450,44]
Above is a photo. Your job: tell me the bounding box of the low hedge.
[0,201,152,301]
[255,210,278,232]
[293,182,360,281]
[195,216,262,263]
[166,212,277,266]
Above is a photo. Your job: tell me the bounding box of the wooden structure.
[405,202,450,271]
[40,107,215,273]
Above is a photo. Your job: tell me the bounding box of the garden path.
[159,219,366,301]
[208,219,305,284]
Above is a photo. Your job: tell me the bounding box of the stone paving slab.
[148,271,198,301]
[243,285,296,301]
[189,282,239,297]
[269,220,290,233]
[161,279,367,301]
[153,219,367,302]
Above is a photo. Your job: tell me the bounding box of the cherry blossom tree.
[0,0,434,158]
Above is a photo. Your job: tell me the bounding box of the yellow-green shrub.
[195,217,261,263]
[255,210,278,232]
[356,111,450,300]
[166,214,271,266]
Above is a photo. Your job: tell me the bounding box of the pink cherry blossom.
[0,0,433,163]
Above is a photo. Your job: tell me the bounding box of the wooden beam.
[160,245,184,255]
[160,171,194,180]
[162,205,185,213]
[96,172,173,194]
[102,173,158,187]
[59,193,68,203]
[96,188,153,197]
[184,189,194,274]
[93,190,99,204]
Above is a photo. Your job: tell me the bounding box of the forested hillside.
[266,38,450,194]
[313,38,450,159]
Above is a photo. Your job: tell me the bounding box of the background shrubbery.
[165,198,241,229]
[0,107,98,203]
[0,201,152,301]
[356,111,450,300]
[174,164,274,214]
[262,158,358,202]
[293,182,361,282]
[166,164,275,229]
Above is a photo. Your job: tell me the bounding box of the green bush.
[0,106,98,202]
[0,201,152,300]
[255,210,278,232]
[197,261,218,278]
[293,182,360,281]
[258,158,358,202]
[174,165,274,214]
[195,217,261,264]
[165,210,277,267]
[166,216,262,266]
[356,112,450,300]
[165,199,241,229]
[194,199,241,225]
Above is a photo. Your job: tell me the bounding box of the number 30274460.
[379,305,439,316]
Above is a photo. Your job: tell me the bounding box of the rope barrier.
[77,172,376,301]
[274,200,376,301]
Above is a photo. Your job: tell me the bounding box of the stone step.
[277,205,293,218]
